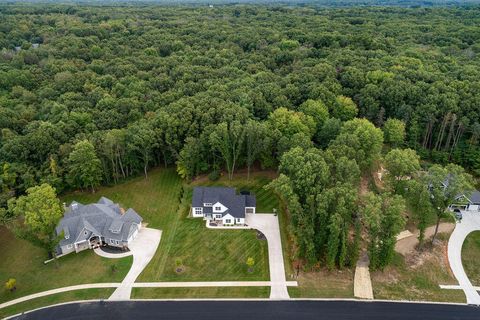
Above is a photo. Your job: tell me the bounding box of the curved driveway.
[109,228,162,300]
[447,211,480,305]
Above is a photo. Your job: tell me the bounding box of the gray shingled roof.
[469,190,480,204]
[192,187,256,218]
[56,197,142,248]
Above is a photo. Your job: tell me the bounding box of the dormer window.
[65,234,69,240]
[215,206,221,211]
[204,203,212,207]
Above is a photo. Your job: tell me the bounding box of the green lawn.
[0,288,114,319]
[132,287,270,299]
[462,231,480,287]
[62,168,183,230]
[0,168,274,315]
[138,175,270,282]
[0,227,131,304]
[64,168,271,283]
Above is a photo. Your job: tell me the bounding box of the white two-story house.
[191,187,256,225]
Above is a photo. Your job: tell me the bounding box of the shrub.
[208,170,220,181]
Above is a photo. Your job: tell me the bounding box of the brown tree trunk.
[431,215,441,244]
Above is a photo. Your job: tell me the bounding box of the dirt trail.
[395,223,455,256]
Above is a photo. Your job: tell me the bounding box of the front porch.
[206,219,249,229]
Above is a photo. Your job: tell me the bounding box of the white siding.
[235,218,245,225]
[212,202,228,213]
[192,207,204,217]
[222,213,235,225]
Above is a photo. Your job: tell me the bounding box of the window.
[215,206,221,211]
[194,208,202,214]
[65,235,69,240]
[225,219,231,224]
[115,240,120,245]
[67,244,73,249]
[237,218,241,222]
[84,230,88,235]
[204,203,212,207]
[246,208,254,214]
[110,239,114,244]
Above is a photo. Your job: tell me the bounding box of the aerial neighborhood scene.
[0,0,480,319]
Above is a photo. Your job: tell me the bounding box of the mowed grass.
[0,288,114,319]
[0,227,131,304]
[0,168,275,315]
[62,168,183,229]
[138,177,270,282]
[132,287,270,299]
[462,231,480,286]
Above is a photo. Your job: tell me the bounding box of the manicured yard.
[62,168,183,230]
[461,231,480,287]
[0,168,275,315]
[64,168,271,283]
[139,170,278,281]
[0,288,114,319]
[132,287,270,299]
[0,227,131,305]
[371,236,465,303]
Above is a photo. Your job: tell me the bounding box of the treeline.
[1,5,480,203]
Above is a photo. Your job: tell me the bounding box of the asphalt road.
[10,300,480,320]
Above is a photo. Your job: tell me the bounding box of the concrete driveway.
[447,211,480,305]
[246,213,290,299]
[109,227,162,300]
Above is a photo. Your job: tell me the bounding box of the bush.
[208,170,220,181]
[5,278,16,292]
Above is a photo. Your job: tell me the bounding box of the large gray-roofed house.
[191,187,256,225]
[55,197,142,255]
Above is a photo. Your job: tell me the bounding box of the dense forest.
[0,4,479,266]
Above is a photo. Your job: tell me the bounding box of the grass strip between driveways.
[131,287,270,299]
[0,288,115,319]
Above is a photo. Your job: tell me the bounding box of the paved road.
[109,228,162,300]
[246,213,290,299]
[447,211,480,305]
[10,300,480,320]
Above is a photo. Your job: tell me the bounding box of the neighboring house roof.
[454,190,480,204]
[471,191,480,204]
[56,197,142,248]
[192,187,256,218]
